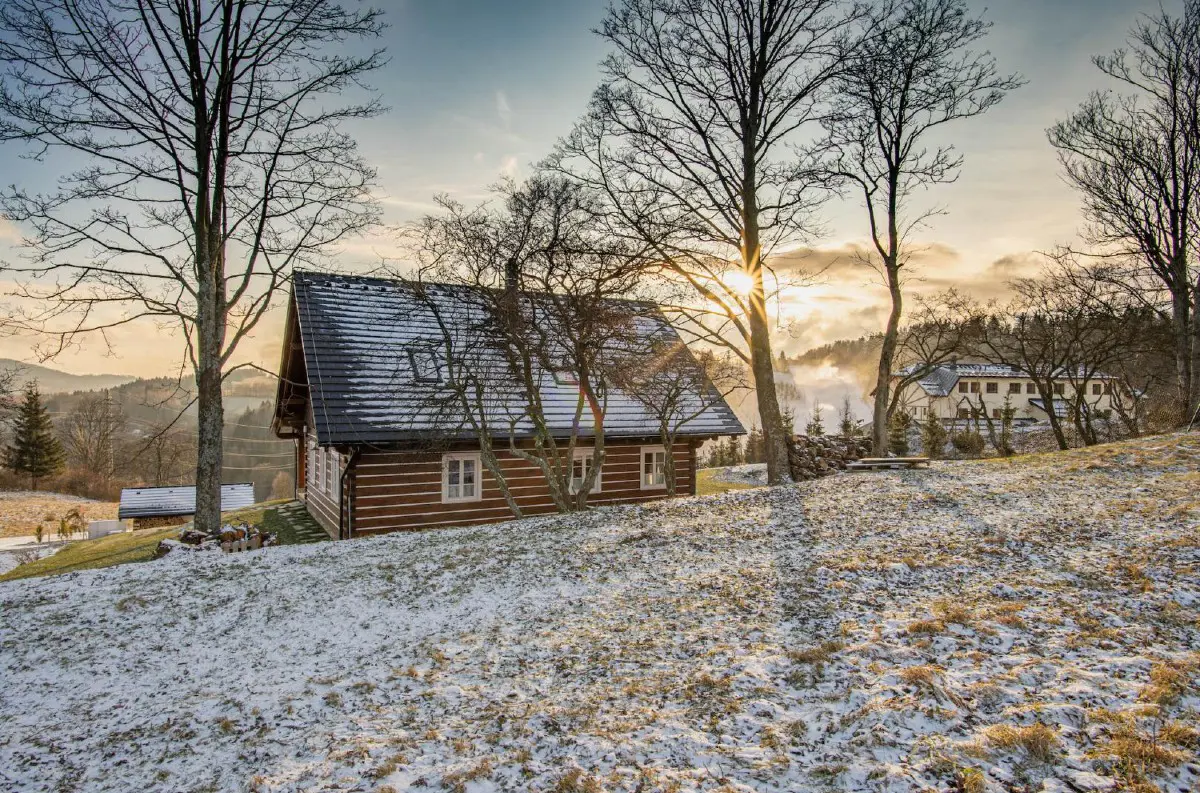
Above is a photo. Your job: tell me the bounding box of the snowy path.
[1,435,1198,792]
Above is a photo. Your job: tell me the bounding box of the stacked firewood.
[787,435,873,481]
[155,524,278,558]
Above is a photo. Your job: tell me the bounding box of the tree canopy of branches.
[551,0,859,485]
[408,176,650,513]
[1048,0,1200,420]
[0,0,384,533]
[612,339,746,494]
[966,259,1149,450]
[61,391,125,477]
[825,0,1022,455]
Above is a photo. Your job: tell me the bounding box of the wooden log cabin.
[271,272,744,539]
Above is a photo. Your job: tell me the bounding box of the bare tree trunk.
[1173,288,1194,416]
[744,190,793,485]
[661,428,677,497]
[1189,287,1200,418]
[193,227,226,535]
[1039,385,1070,450]
[873,267,903,455]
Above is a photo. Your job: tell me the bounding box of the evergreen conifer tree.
[805,403,825,437]
[921,412,948,459]
[3,382,65,490]
[887,410,912,456]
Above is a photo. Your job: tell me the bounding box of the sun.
[722,269,755,296]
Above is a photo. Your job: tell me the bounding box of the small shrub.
[951,431,985,457]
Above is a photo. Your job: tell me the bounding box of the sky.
[0,0,1174,377]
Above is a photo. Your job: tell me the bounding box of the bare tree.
[825,0,1022,455]
[551,0,859,485]
[967,259,1145,450]
[885,289,974,417]
[408,177,648,513]
[131,423,196,486]
[61,391,126,478]
[613,340,747,495]
[1048,0,1200,417]
[0,0,383,533]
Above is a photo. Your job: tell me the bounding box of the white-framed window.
[641,446,668,490]
[442,452,482,503]
[313,444,324,492]
[324,450,335,497]
[570,450,601,494]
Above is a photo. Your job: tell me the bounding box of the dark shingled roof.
[287,272,745,446]
[118,483,256,520]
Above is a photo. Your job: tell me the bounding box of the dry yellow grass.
[982,723,1059,762]
[0,493,118,538]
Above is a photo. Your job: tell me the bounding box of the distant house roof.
[273,272,745,446]
[118,483,256,520]
[896,361,1115,397]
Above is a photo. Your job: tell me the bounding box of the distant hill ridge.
[1,359,276,396]
[0,359,137,394]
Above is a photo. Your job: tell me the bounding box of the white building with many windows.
[892,362,1118,423]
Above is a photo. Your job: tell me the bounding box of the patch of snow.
[0,435,1198,792]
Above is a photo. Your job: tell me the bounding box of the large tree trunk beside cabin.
[743,190,792,485]
[1188,287,1200,421]
[872,270,904,456]
[192,224,226,536]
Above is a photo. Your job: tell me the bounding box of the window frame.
[569,449,602,494]
[986,382,999,394]
[441,452,483,504]
[1026,383,1037,394]
[640,445,668,490]
[1008,382,1022,395]
[408,346,442,384]
[970,381,980,394]
[1092,383,1102,396]
[958,382,969,394]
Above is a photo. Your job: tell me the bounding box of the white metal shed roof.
[118,483,256,520]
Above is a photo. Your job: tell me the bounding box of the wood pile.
[787,435,872,481]
[155,524,278,558]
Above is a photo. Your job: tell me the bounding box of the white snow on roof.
[292,272,745,445]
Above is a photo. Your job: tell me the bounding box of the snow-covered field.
[2,435,1199,793]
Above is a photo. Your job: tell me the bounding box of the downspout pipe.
[338,449,361,540]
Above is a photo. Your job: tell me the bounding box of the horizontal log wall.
[349,441,694,535]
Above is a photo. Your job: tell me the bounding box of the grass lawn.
[0,500,330,583]
[695,468,761,496]
[0,527,178,582]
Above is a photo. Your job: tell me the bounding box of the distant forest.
[0,367,293,503]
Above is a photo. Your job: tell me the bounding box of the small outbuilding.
[118,483,257,529]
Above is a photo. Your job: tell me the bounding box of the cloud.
[0,217,22,244]
[499,155,520,179]
[771,241,962,282]
[496,90,512,128]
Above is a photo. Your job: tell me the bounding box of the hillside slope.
[1,436,1198,792]
[0,358,136,393]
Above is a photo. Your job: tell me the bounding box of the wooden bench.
[846,457,931,472]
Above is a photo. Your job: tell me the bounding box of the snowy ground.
[1,435,1198,793]
[710,462,769,486]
